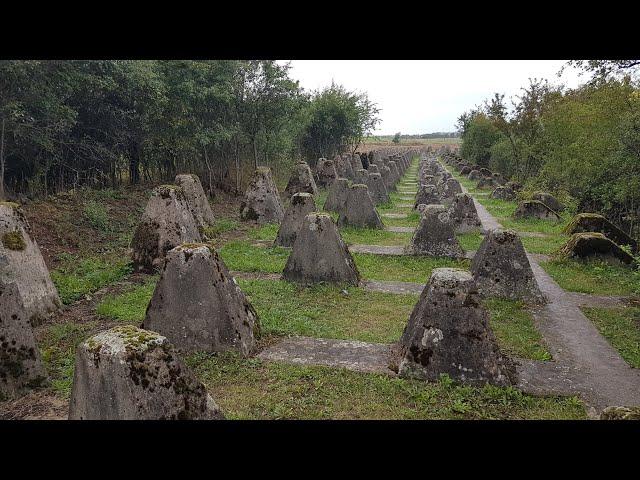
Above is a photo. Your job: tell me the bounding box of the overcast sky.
[282,60,585,135]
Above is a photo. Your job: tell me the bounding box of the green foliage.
[83,201,110,232]
[50,254,132,304]
[457,75,640,239]
[392,132,401,144]
[300,82,380,162]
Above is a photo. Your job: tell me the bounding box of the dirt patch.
[0,391,68,420]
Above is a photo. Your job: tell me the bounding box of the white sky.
[282,60,585,135]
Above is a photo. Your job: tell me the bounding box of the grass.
[248,223,279,241]
[186,352,586,419]
[241,279,416,343]
[51,253,132,304]
[83,201,110,232]
[484,298,551,361]
[218,240,290,273]
[38,321,97,398]
[381,211,421,228]
[96,278,158,323]
[520,235,568,256]
[457,232,484,252]
[340,227,411,247]
[581,306,640,368]
[204,217,240,238]
[94,277,415,344]
[541,258,640,296]
[354,253,470,284]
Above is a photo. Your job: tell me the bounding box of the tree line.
[0,60,379,200]
[457,60,640,237]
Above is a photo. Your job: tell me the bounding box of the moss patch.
[2,230,26,251]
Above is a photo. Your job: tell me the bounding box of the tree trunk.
[203,147,215,199]
[129,140,141,185]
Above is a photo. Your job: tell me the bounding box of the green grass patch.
[248,223,279,241]
[541,258,640,296]
[457,232,484,252]
[520,235,568,255]
[187,352,586,419]
[96,278,158,323]
[381,211,421,228]
[218,240,289,273]
[354,253,470,284]
[51,254,132,304]
[484,298,551,361]
[340,227,411,247]
[240,279,416,343]
[204,217,240,238]
[39,321,97,398]
[83,201,110,232]
[581,306,640,368]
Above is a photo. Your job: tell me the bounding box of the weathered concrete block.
[324,177,350,213]
[414,184,440,209]
[491,186,516,201]
[558,232,636,266]
[405,205,464,258]
[393,268,514,386]
[0,203,61,325]
[69,325,223,420]
[283,213,360,286]
[131,185,202,273]
[532,192,563,212]
[468,170,482,181]
[315,158,338,188]
[0,282,47,399]
[143,244,260,356]
[365,173,389,205]
[284,161,318,199]
[175,174,215,233]
[449,193,482,233]
[338,184,384,229]
[275,193,317,247]
[240,167,285,224]
[513,200,561,220]
[471,229,544,302]
[563,213,637,253]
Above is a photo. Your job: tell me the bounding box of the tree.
[392,132,401,144]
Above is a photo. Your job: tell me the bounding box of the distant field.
[359,136,461,152]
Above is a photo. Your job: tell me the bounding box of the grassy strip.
[187,352,586,420]
[540,258,640,296]
[484,298,551,361]
[581,306,640,368]
[51,254,132,304]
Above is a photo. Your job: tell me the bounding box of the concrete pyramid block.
[449,193,482,233]
[315,158,338,188]
[284,161,318,199]
[0,203,61,325]
[414,184,440,210]
[532,192,563,212]
[405,205,464,258]
[68,325,224,420]
[563,213,637,253]
[283,213,360,286]
[275,193,317,247]
[323,177,350,213]
[0,281,48,399]
[558,232,635,266]
[338,184,384,229]
[366,173,389,205]
[175,174,215,232]
[491,186,516,201]
[471,229,544,302]
[240,167,285,224]
[143,244,260,356]
[513,200,560,220]
[131,185,202,273]
[393,268,514,386]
